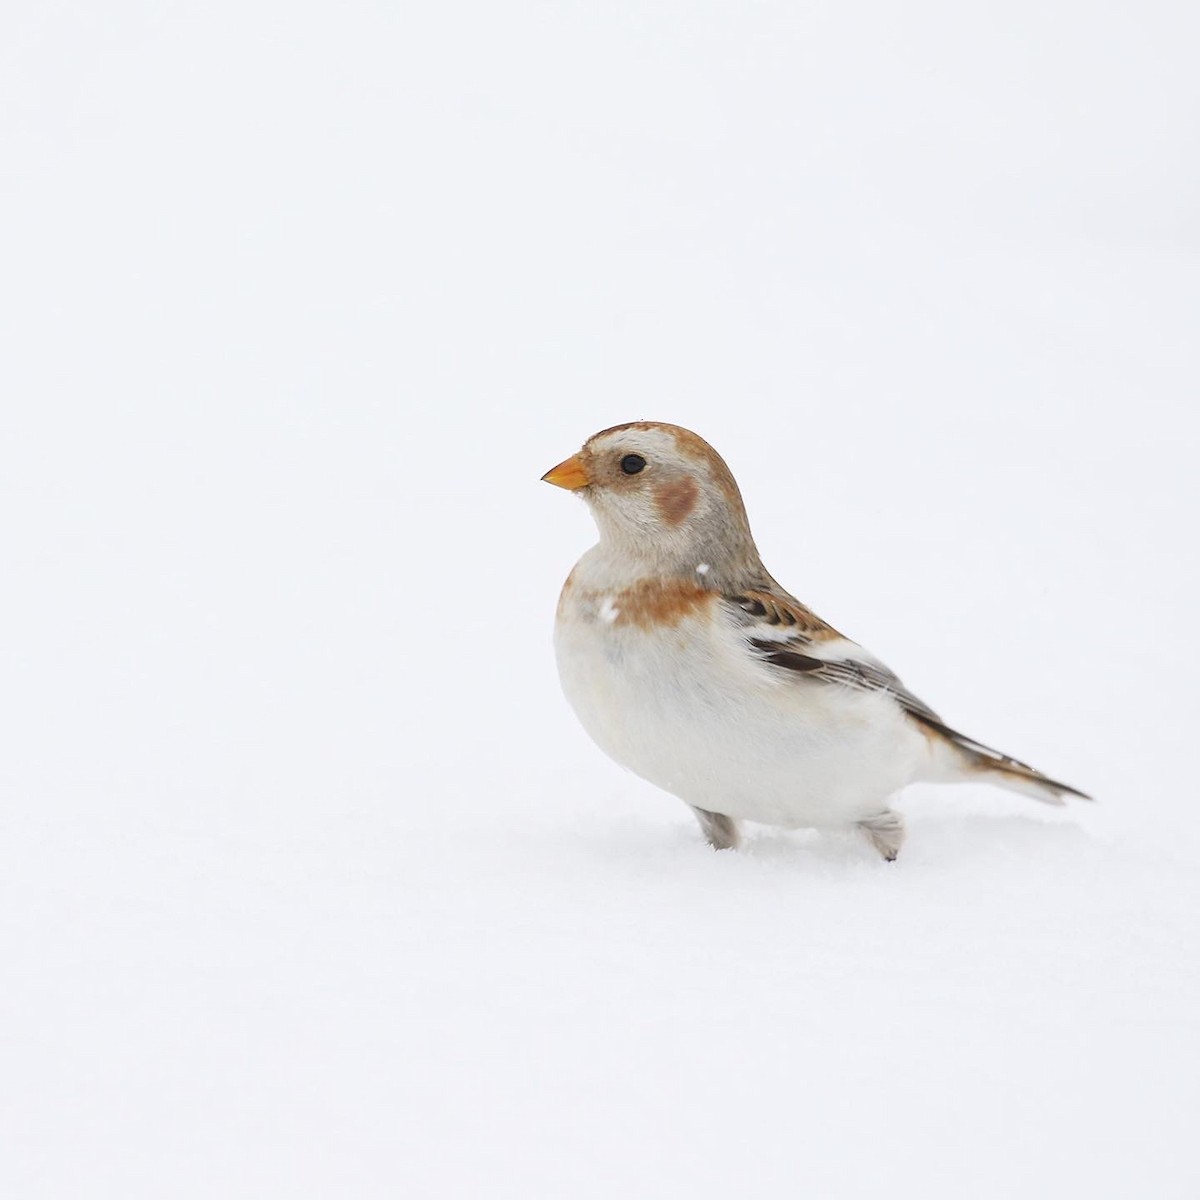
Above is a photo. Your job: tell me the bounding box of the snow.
[2,2,1198,1197]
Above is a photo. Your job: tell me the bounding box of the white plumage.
[557,549,928,830]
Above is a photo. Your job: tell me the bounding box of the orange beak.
[541,453,590,490]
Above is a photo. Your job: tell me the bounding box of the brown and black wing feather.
[725,589,1091,803]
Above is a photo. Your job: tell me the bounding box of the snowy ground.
[3,3,1199,1197]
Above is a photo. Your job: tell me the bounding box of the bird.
[542,421,1088,861]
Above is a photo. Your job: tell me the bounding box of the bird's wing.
[723,588,1090,800]
[723,588,944,724]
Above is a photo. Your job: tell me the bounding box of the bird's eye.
[620,454,646,475]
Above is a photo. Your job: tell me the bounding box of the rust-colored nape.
[664,426,745,507]
[654,477,700,524]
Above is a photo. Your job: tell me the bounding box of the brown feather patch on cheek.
[654,477,699,524]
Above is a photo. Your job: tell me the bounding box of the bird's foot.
[689,806,741,851]
[860,810,905,862]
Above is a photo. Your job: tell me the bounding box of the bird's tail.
[915,715,1091,806]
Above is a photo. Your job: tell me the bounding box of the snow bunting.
[543,421,1088,860]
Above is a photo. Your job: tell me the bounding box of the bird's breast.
[553,575,927,827]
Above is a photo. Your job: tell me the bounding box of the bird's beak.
[541,454,590,490]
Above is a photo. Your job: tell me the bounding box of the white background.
[3,3,1198,1196]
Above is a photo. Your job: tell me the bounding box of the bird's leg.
[689,806,741,851]
[859,810,905,862]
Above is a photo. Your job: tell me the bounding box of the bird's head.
[541,422,761,583]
